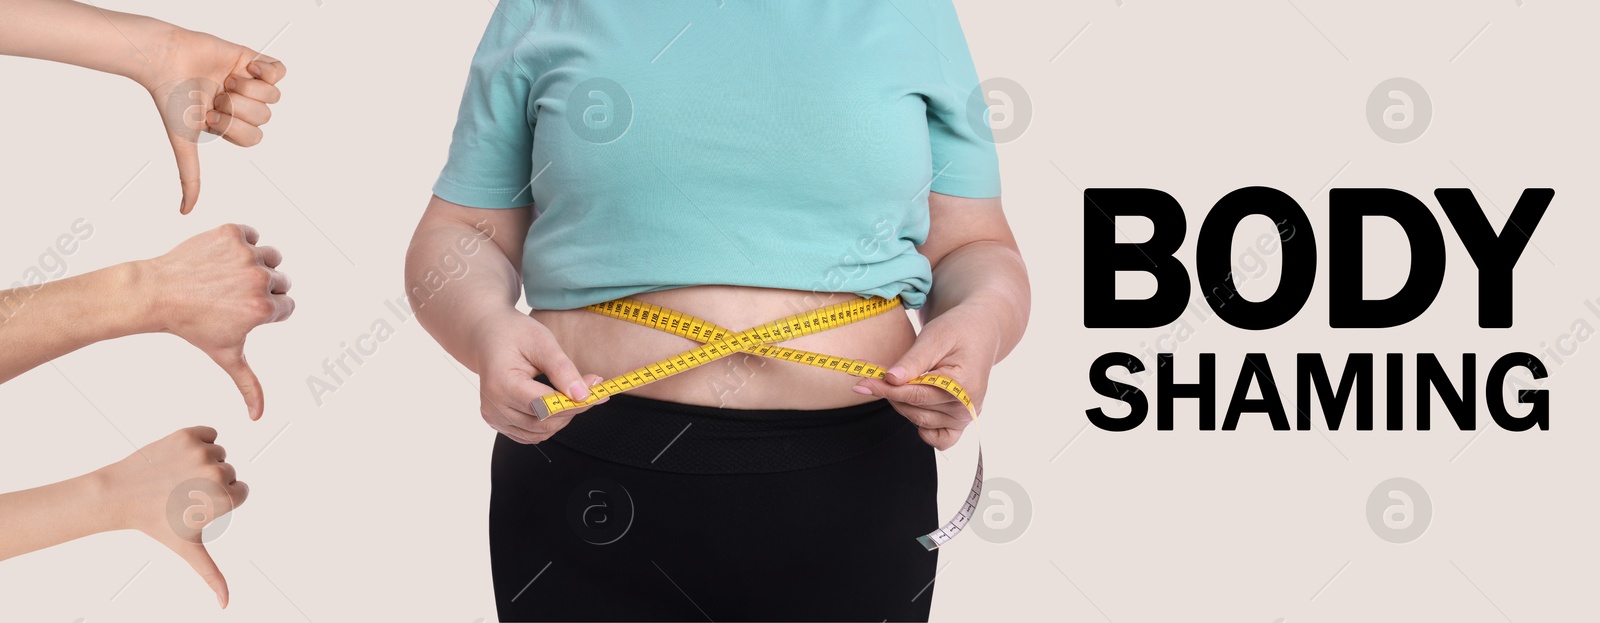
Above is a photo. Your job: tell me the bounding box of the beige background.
[2,0,1597,621]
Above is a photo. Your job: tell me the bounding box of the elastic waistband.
[536,376,912,474]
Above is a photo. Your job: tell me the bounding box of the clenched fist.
[138,28,287,214]
[134,224,295,420]
[94,426,248,608]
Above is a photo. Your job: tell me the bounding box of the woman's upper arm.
[419,194,533,267]
[919,192,1019,269]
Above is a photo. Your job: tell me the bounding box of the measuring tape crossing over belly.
[529,295,984,550]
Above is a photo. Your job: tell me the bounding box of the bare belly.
[531,285,917,410]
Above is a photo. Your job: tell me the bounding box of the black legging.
[489,390,940,622]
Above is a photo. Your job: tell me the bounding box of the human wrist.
[949,299,1008,364]
[112,14,186,88]
[52,5,181,86]
[65,469,127,536]
[466,307,529,365]
[116,259,170,335]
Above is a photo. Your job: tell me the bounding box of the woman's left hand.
[853,303,1001,450]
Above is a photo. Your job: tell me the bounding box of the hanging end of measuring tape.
[913,449,983,550]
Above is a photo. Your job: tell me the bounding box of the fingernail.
[248,63,262,77]
[225,76,236,90]
[852,385,873,395]
[207,111,220,125]
[215,589,227,609]
[567,381,591,401]
[887,367,907,382]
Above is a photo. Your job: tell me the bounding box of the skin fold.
[406,192,1030,450]
[0,0,287,214]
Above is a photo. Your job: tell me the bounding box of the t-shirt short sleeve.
[923,2,1003,199]
[432,5,538,209]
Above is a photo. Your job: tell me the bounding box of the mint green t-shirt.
[433,0,1001,311]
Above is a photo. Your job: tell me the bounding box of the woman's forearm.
[405,205,528,374]
[0,0,176,84]
[0,262,158,383]
[0,472,116,561]
[922,240,1031,363]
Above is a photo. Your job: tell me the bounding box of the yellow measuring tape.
[530,295,984,550]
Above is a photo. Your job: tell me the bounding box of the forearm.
[405,216,524,374]
[0,262,157,383]
[922,240,1031,362]
[0,471,118,561]
[0,0,177,84]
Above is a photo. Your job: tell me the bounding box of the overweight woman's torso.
[531,285,915,409]
[436,4,1003,403]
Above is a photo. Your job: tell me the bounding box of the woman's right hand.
[474,310,606,444]
[93,426,246,608]
[135,224,295,421]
